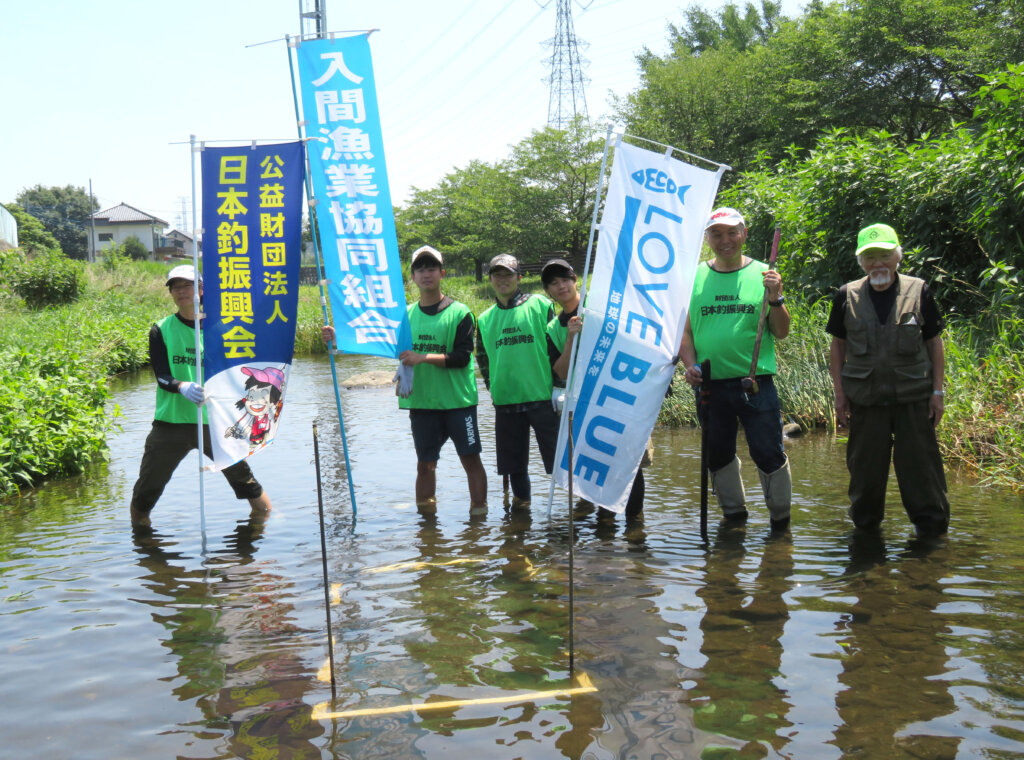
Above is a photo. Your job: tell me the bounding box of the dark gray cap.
[488,253,520,274]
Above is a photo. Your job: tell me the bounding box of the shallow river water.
[2,355,1023,759]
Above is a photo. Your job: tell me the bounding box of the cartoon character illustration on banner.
[225,366,286,452]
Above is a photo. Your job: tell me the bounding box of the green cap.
[856,223,901,256]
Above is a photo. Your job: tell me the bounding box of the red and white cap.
[704,207,745,230]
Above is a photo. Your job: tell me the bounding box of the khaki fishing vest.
[841,274,933,405]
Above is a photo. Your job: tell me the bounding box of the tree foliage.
[395,118,604,277]
[718,64,1024,318]
[617,0,1024,173]
[667,0,783,54]
[2,202,60,254]
[15,185,98,260]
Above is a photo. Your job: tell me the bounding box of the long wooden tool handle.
[747,227,782,381]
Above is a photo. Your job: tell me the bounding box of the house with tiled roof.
[89,203,169,259]
[160,228,199,259]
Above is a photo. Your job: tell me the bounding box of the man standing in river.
[325,245,487,515]
[826,223,949,537]
[676,207,793,531]
[130,265,272,530]
[476,253,558,510]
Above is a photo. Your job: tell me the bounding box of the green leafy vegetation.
[121,234,149,261]
[5,249,85,309]
[0,349,112,498]
[0,262,169,497]
[14,184,98,261]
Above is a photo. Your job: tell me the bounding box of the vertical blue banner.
[296,34,411,358]
[200,141,306,470]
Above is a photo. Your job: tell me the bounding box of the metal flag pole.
[286,34,358,519]
[567,409,576,677]
[189,133,208,552]
[546,123,616,519]
[313,421,338,701]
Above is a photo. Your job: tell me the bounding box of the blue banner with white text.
[200,141,305,470]
[296,34,411,358]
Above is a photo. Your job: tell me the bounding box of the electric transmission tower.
[539,0,592,129]
[299,0,327,39]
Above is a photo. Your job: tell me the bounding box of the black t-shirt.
[825,280,943,341]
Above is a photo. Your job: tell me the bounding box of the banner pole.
[567,409,576,677]
[546,124,615,519]
[286,35,359,519]
[189,133,208,552]
[313,421,338,701]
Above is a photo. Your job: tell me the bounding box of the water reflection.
[132,516,323,757]
[2,356,1024,759]
[691,523,794,754]
[833,533,959,758]
[565,512,742,757]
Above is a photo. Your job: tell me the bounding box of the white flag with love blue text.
[553,140,724,512]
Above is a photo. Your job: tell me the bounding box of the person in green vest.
[324,245,487,516]
[542,257,649,523]
[476,253,558,510]
[130,265,272,530]
[677,207,793,532]
[826,223,949,537]
[321,246,486,515]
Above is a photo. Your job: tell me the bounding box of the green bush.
[0,348,113,498]
[0,247,24,286]
[122,235,149,261]
[7,250,85,309]
[99,242,130,273]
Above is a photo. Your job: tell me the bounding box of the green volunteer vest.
[841,274,933,405]
[155,314,207,424]
[399,300,479,410]
[546,315,568,357]
[689,260,776,380]
[478,294,554,405]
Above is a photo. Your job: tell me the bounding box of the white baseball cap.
[705,207,746,230]
[166,264,202,285]
[410,245,443,268]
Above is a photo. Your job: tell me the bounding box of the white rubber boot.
[758,457,792,531]
[711,456,747,519]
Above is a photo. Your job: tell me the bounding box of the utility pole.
[88,179,97,263]
[539,0,592,129]
[299,0,327,39]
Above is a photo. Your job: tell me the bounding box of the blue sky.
[1,0,800,230]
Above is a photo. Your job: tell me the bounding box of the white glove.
[551,386,566,414]
[179,381,206,405]
[394,364,414,398]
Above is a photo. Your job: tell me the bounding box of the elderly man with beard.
[826,223,950,537]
